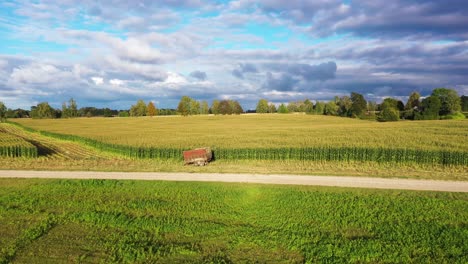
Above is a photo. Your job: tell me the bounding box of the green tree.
[118,111,129,117]
[379,98,399,111]
[268,103,277,113]
[324,101,338,115]
[190,100,200,115]
[378,98,400,122]
[314,101,325,115]
[62,102,70,118]
[461,95,468,112]
[337,96,352,117]
[256,99,269,113]
[218,100,233,115]
[61,98,78,118]
[130,100,147,117]
[147,101,157,117]
[103,108,113,117]
[200,101,209,115]
[405,92,421,110]
[177,96,192,116]
[431,88,461,115]
[417,96,441,120]
[211,100,220,115]
[367,101,377,112]
[350,92,367,117]
[304,99,314,114]
[69,98,78,117]
[278,103,289,114]
[287,102,298,113]
[31,102,55,119]
[378,107,399,122]
[229,100,243,114]
[0,102,7,122]
[403,92,421,120]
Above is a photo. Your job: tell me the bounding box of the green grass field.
[1,178,467,263]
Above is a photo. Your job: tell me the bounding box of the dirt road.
[0,170,467,192]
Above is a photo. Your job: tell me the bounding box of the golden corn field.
[13,115,468,151]
[10,115,468,166]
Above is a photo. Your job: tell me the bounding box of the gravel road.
[0,170,467,192]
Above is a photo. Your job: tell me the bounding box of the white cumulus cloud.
[91,76,104,85]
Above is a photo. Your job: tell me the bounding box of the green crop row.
[8,122,467,166]
[0,145,38,158]
[0,130,38,158]
[213,147,468,166]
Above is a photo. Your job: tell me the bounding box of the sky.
[0,0,467,110]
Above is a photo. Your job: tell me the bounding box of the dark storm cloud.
[262,72,299,91]
[189,70,207,81]
[232,63,258,79]
[263,62,337,82]
[252,0,468,40]
[325,0,468,40]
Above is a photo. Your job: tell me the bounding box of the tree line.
[0,88,466,121]
[256,88,466,121]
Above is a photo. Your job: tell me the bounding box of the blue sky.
[0,0,467,110]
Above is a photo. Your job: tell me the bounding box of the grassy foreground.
[1,178,467,263]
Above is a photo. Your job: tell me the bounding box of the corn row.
[0,131,38,158]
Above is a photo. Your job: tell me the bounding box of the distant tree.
[462,95,468,112]
[5,108,29,118]
[177,96,192,116]
[218,100,233,115]
[287,102,298,113]
[189,100,200,115]
[69,98,78,117]
[147,101,157,117]
[367,101,377,113]
[431,88,461,115]
[337,96,352,117]
[200,101,209,115]
[378,98,399,111]
[61,98,78,118]
[103,108,113,117]
[210,100,220,115]
[278,103,289,114]
[30,102,55,119]
[130,100,147,117]
[118,111,129,117]
[324,101,338,116]
[378,107,399,122]
[79,107,97,117]
[314,101,325,115]
[416,96,441,120]
[378,98,400,122]
[403,92,421,120]
[397,100,405,111]
[350,92,367,117]
[0,102,7,122]
[256,99,269,113]
[62,102,70,118]
[268,103,277,113]
[405,92,421,110]
[304,99,314,114]
[230,100,244,114]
